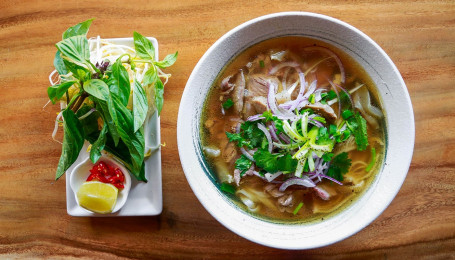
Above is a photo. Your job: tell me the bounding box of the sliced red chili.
[86,161,125,189]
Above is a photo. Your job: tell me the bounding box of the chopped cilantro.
[300,108,314,115]
[327,90,337,100]
[235,155,253,175]
[259,60,265,68]
[220,183,236,195]
[322,152,334,162]
[241,121,265,148]
[352,113,368,151]
[262,110,274,121]
[344,112,369,151]
[253,149,297,173]
[341,109,354,119]
[326,152,352,181]
[222,98,234,109]
[329,124,337,135]
[226,132,251,148]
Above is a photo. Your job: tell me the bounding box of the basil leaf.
[84,79,110,101]
[95,99,120,146]
[55,109,84,180]
[47,80,76,104]
[76,104,99,138]
[155,78,164,115]
[143,66,157,86]
[107,96,146,181]
[133,32,155,61]
[62,19,93,39]
[110,58,130,106]
[133,80,148,132]
[63,59,90,81]
[90,120,107,163]
[154,51,178,68]
[53,51,68,75]
[56,35,90,65]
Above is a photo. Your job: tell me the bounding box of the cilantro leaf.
[322,152,334,162]
[253,149,279,173]
[345,112,369,151]
[253,149,297,173]
[240,121,265,148]
[352,113,368,151]
[262,110,274,121]
[222,98,234,109]
[277,154,298,173]
[326,152,352,181]
[341,109,354,119]
[226,132,251,149]
[235,155,253,175]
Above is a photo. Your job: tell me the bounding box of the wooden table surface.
[1,0,454,258]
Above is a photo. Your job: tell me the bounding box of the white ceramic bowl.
[177,12,414,249]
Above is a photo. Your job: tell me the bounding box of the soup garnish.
[202,37,384,221]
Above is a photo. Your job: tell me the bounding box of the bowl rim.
[177,11,415,249]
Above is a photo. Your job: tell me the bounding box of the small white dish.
[70,155,132,214]
[178,12,415,249]
[65,37,163,217]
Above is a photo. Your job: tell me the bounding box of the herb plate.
[65,37,163,217]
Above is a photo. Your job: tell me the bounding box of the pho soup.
[201,36,385,222]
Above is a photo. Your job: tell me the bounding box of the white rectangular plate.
[65,37,163,216]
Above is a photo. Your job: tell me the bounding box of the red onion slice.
[320,174,343,185]
[279,176,316,192]
[247,114,265,122]
[268,123,280,142]
[265,171,283,182]
[303,46,345,84]
[240,147,255,162]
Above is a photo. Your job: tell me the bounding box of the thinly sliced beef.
[251,96,268,114]
[246,74,279,98]
[305,102,337,122]
[231,70,246,115]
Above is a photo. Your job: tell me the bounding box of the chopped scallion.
[309,94,316,104]
[259,60,265,68]
[293,202,304,215]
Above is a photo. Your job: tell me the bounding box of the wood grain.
[0,0,454,258]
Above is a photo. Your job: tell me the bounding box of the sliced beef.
[251,96,268,114]
[231,70,246,115]
[305,102,337,122]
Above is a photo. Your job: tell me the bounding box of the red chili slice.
[86,161,125,189]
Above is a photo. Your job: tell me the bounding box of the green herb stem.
[365,147,376,172]
[70,92,88,112]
